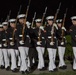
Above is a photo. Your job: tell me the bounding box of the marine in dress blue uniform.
[56,19,67,69]
[70,16,76,71]
[44,16,58,72]
[33,19,46,70]
[16,14,30,74]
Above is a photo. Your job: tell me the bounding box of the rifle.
[31,12,36,28]
[51,2,61,45]
[41,7,47,26]
[44,21,47,27]
[17,5,22,16]
[15,5,22,26]
[15,5,22,24]
[61,8,68,44]
[25,0,31,19]
[38,7,47,42]
[11,5,22,45]
[22,0,31,41]
[2,10,11,46]
[16,5,22,24]
[5,10,11,22]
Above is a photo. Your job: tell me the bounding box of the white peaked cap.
[46,16,54,20]
[9,19,16,23]
[26,21,31,26]
[35,19,42,22]
[71,16,76,20]
[17,14,26,19]
[0,24,3,27]
[56,19,62,23]
[2,22,8,25]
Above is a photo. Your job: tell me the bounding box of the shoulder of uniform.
[71,25,75,28]
[7,28,11,30]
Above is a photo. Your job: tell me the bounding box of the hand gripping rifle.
[51,2,61,45]
[61,8,68,44]
[22,0,31,41]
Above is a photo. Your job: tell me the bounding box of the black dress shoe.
[39,67,46,71]
[6,66,10,71]
[49,70,54,72]
[59,66,64,69]
[73,69,76,71]
[12,68,19,72]
[17,66,20,68]
[21,71,25,74]
[53,68,58,72]
[25,70,29,74]
[38,69,42,71]
[42,67,46,70]
[59,65,67,70]
[27,67,31,73]
[63,65,67,69]
[1,65,5,69]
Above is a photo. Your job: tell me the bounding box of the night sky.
[0,0,76,29]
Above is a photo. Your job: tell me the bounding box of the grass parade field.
[0,62,76,75]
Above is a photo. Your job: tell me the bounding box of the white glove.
[0,44,2,47]
[37,41,41,45]
[50,42,54,45]
[62,27,66,31]
[3,43,7,47]
[31,27,35,29]
[10,42,14,46]
[26,21,31,26]
[27,25,30,28]
[40,26,44,30]
[53,23,58,30]
[51,31,54,35]
[61,42,64,45]
[19,40,24,45]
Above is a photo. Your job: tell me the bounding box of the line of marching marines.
[0,14,76,74]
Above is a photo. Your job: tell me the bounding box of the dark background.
[0,0,76,29]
